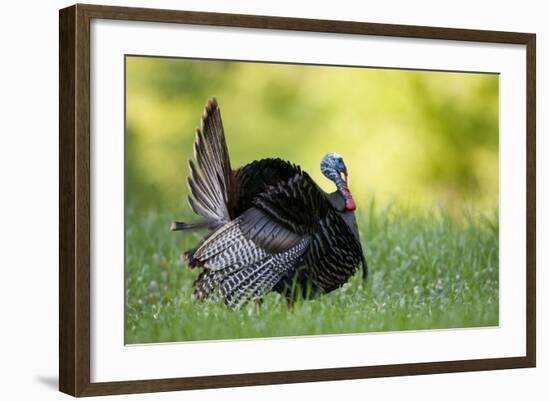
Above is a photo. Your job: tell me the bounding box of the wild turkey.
[171,97,366,307]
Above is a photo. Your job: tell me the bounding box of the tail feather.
[187,97,233,227]
[170,220,210,231]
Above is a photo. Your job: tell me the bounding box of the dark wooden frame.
[59,3,536,397]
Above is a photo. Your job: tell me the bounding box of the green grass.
[125,202,499,344]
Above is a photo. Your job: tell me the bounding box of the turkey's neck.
[333,175,356,211]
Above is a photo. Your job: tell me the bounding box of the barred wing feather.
[192,207,310,307]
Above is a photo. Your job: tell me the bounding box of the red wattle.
[345,197,356,211]
[342,185,356,211]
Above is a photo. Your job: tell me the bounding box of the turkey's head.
[320,152,356,211]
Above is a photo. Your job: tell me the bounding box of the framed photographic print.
[59,3,536,397]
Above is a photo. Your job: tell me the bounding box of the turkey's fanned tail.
[186,97,233,228]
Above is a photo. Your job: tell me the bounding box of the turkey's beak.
[342,166,348,184]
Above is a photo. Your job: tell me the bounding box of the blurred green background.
[125,56,499,215]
